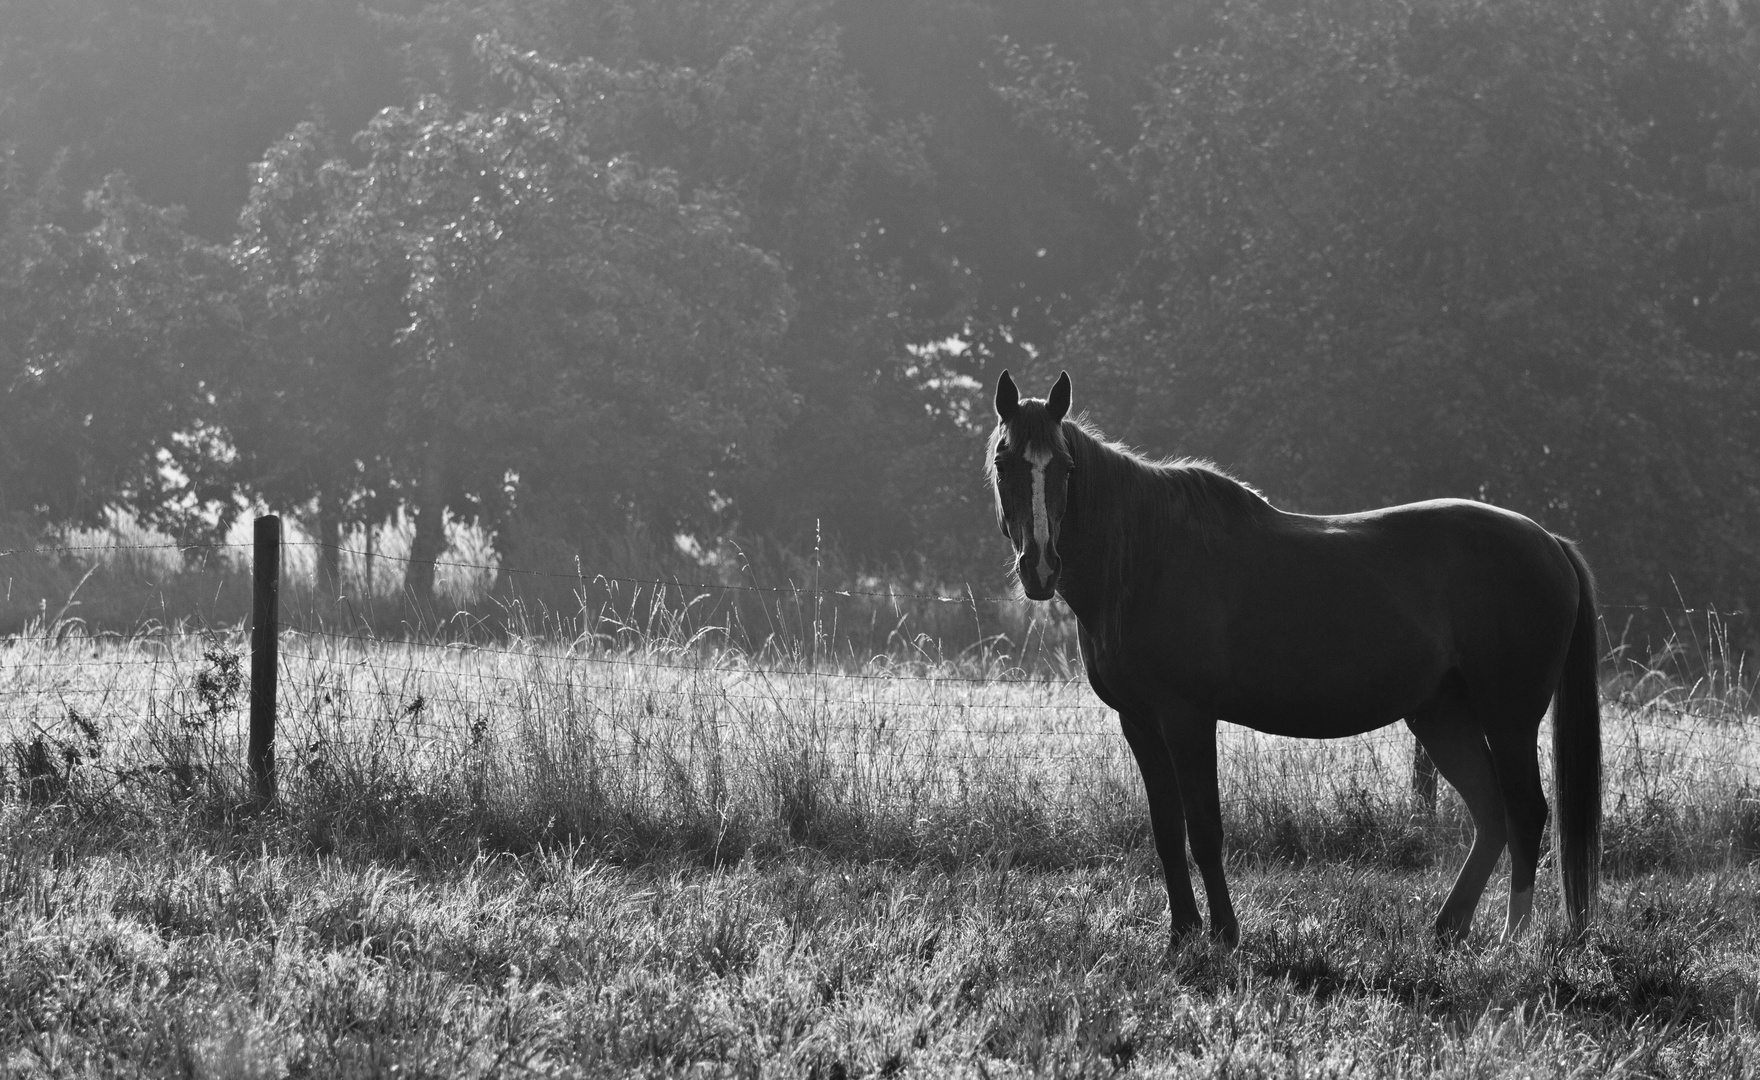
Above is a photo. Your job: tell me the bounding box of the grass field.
[3,620,1759,1077]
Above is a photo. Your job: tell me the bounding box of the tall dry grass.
[6,532,1759,1076]
[2,512,1076,668]
[3,597,1755,880]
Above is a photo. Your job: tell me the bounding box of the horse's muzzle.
[1017,548,1061,601]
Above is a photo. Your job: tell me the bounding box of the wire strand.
[278,540,1030,605]
[278,629,1078,687]
[0,542,248,558]
[10,537,1751,617]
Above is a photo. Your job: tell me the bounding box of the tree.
[393,1,979,564]
[208,57,796,601]
[1020,0,1760,608]
[835,0,1177,369]
[0,167,234,531]
[0,0,403,240]
[220,123,406,593]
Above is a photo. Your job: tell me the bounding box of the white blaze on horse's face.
[992,427,1072,602]
[990,369,1075,602]
[1026,445,1054,584]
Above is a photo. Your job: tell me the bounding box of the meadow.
[3,550,1760,1076]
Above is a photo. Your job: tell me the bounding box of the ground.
[3,631,1758,1076]
[3,808,1758,1078]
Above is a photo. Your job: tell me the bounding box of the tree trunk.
[314,499,342,599]
[404,441,448,603]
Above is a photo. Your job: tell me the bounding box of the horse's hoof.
[1165,919,1203,955]
[1431,921,1470,948]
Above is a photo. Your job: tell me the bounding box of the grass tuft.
[1,613,1758,1074]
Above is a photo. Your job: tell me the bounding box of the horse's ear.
[995,369,1020,422]
[1047,371,1071,423]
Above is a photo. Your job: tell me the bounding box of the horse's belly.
[1201,620,1448,733]
[1220,697,1411,740]
[1091,650,1439,739]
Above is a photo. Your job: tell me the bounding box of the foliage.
[1012,0,1760,610]
[1,0,1759,611]
[0,0,403,239]
[400,1,976,560]
[209,54,799,598]
[0,163,235,530]
[837,0,1178,367]
[371,81,793,589]
[216,122,407,584]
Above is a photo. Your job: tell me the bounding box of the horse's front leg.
[1159,710,1239,947]
[1119,713,1202,944]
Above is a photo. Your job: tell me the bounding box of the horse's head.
[989,369,1074,601]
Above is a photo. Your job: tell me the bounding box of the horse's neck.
[1054,565,1110,638]
[1055,486,1132,636]
[1056,454,1215,640]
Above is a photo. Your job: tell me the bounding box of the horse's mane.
[1059,417,1267,635]
[1063,416,1267,549]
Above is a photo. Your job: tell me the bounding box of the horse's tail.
[1552,537,1601,933]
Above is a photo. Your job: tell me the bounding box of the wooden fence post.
[249,514,280,807]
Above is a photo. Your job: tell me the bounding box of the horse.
[987,369,1600,946]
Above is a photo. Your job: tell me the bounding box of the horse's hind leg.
[1406,698,1506,943]
[1482,722,1549,940]
[1119,713,1203,944]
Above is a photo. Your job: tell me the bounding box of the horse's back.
[1157,497,1580,734]
[1375,500,1581,702]
[1277,497,1578,652]
[1321,498,1577,622]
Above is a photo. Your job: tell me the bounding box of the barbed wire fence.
[2,516,1755,842]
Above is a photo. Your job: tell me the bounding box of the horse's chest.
[1083,636,1220,713]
